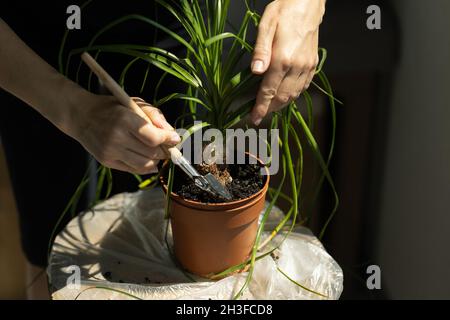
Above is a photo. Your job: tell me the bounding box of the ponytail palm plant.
[56,0,340,299]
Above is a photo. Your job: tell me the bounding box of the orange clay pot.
[160,157,269,277]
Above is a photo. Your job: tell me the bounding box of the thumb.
[252,16,276,74]
[138,122,181,148]
[155,126,181,147]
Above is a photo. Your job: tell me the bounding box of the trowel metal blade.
[203,173,232,200]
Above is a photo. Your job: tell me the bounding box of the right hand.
[65,93,180,174]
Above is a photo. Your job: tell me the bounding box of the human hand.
[66,93,180,174]
[250,0,325,125]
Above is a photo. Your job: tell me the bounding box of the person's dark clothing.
[0,1,184,267]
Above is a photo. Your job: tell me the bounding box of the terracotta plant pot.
[160,157,270,277]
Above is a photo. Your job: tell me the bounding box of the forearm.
[0,18,88,133]
[0,20,179,174]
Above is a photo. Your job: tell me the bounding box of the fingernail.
[169,132,181,144]
[253,117,262,126]
[252,60,264,73]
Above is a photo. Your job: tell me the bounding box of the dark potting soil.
[166,162,265,203]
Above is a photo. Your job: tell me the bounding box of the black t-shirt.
[0,1,185,267]
[0,1,179,70]
[1,0,186,112]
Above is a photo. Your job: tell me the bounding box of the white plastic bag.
[48,189,343,300]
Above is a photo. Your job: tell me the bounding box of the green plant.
[54,0,341,299]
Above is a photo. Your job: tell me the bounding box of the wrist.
[56,79,93,137]
[278,0,326,25]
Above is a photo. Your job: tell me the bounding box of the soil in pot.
[171,160,265,203]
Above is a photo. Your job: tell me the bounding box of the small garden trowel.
[80,52,232,201]
[171,153,233,201]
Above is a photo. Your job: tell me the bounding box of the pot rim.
[159,153,270,209]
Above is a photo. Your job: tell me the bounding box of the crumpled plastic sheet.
[48,189,343,300]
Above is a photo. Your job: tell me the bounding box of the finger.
[126,112,181,147]
[125,133,167,160]
[250,61,288,125]
[117,160,159,175]
[121,149,160,175]
[131,97,145,104]
[292,72,308,100]
[269,68,304,113]
[303,70,315,92]
[251,4,277,74]
[108,159,157,175]
[141,105,174,131]
[132,98,174,131]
